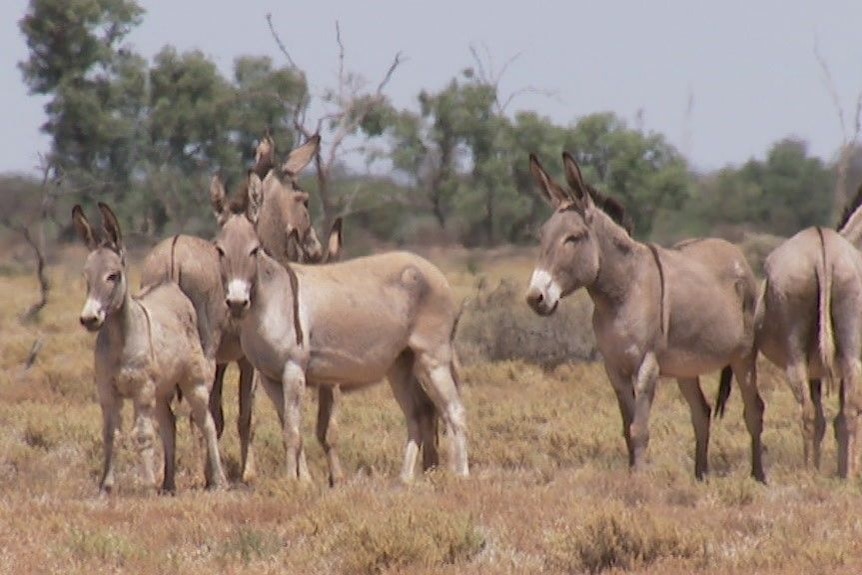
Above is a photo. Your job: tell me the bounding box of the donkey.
[73,203,226,494]
[753,187,862,477]
[140,135,323,482]
[213,173,469,482]
[525,153,765,482]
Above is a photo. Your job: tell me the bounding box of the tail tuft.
[714,365,733,418]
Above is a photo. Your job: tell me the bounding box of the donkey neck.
[248,253,303,348]
[102,288,151,357]
[586,215,645,310]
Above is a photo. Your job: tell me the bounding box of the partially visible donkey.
[140,135,322,482]
[74,203,226,494]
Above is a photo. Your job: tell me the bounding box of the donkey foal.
[74,203,226,494]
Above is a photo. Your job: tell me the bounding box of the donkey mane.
[837,181,862,233]
[563,182,634,236]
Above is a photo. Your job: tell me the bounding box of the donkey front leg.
[282,363,311,482]
[604,364,636,467]
[237,358,257,483]
[630,353,660,472]
[97,390,122,495]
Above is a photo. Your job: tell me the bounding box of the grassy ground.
[2,246,862,574]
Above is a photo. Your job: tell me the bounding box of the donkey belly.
[658,313,750,378]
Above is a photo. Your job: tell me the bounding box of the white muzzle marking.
[226,279,251,304]
[529,268,562,308]
[80,297,105,322]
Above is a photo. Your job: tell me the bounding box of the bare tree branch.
[376,51,405,95]
[265,13,299,70]
[814,36,862,212]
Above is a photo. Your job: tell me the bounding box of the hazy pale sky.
[2,0,860,175]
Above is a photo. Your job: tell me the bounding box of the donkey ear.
[562,151,590,201]
[97,202,124,255]
[325,217,343,262]
[253,134,276,178]
[282,134,320,177]
[247,172,264,225]
[529,154,570,208]
[210,173,228,224]
[72,205,97,250]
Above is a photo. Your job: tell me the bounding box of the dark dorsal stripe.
[646,243,668,336]
[169,234,181,282]
[837,182,862,233]
[284,263,304,347]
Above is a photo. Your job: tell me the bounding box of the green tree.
[563,113,691,237]
[19,0,145,189]
[231,56,308,166]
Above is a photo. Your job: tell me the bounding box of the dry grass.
[2,246,862,574]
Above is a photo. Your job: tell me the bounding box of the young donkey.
[525,153,765,482]
[74,203,226,494]
[213,174,469,482]
[140,135,323,482]
[754,186,862,477]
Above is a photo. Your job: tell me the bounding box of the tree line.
[7,0,862,249]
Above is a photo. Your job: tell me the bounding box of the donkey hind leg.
[412,349,468,478]
[808,379,827,470]
[132,390,158,491]
[210,363,228,438]
[629,353,660,472]
[733,355,766,483]
[182,378,227,489]
[154,399,177,494]
[316,385,344,486]
[835,355,862,478]
[98,391,122,495]
[604,365,636,467]
[786,360,816,469]
[416,385,441,472]
[387,351,424,483]
[677,377,711,480]
[237,358,256,483]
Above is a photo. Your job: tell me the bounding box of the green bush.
[456,279,596,368]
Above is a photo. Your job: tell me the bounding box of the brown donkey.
[525,153,765,482]
[753,187,862,477]
[213,175,468,483]
[74,203,226,494]
[140,135,323,482]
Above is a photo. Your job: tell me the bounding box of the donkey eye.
[215,245,225,258]
[564,234,584,245]
[106,271,121,283]
[250,246,260,257]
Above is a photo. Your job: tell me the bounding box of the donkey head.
[212,173,266,318]
[525,153,600,316]
[257,135,323,264]
[73,203,127,331]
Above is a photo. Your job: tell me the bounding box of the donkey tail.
[815,227,836,394]
[714,365,734,418]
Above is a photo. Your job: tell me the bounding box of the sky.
[1,0,861,175]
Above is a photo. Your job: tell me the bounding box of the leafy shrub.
[456,279,596,368]
[341,507,484,573]
[546,503,703,573]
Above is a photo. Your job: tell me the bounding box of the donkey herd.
[70,133,862,495]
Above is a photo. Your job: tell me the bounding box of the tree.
[267,16,403,230]
[563,113,691,236]
[19,0,145,190]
